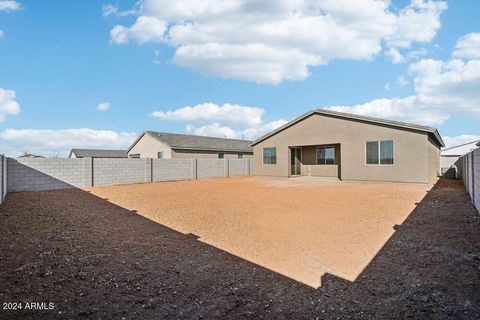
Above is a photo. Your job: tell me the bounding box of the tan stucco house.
[127,131,253,159]
[251,109,444,184]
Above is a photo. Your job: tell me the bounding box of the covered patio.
[289,144,341,179]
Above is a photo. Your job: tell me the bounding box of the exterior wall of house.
[252,113,435,183]
[172,149,253,159]
[428,137,441,182]
[128,134,173,159]
[69,152,77,158]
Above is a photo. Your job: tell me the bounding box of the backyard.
[0,177,479,319]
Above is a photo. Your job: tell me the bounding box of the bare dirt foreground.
[0,178,479,319]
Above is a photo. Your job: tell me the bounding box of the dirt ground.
[87,177,428,288]
[0,178,479,319]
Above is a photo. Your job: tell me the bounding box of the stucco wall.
[428,137,441,182]
[128,134,173,159]
[252,113,434,183]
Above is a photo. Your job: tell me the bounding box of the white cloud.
[0,0,21,12]
[110,0,447,83]
[384,83,391,91]
[96,102,110,111]
[387,48,406,64]
[110,16,166,44]
[397,75,409,87]
[0,88,20,122]
[0,128,136,157]
[102,3,139,17]
[453,32,480,59]
[186,119,288,140]
[153,102,287,140]
[151,102,264,127]
[326,32,480,127]
[443,135,480,149]
[0,29,3,39]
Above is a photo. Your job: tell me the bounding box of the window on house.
[317,146,335,165]
[157,151,164,159]
[366,140,394,165]
[238,153,243,159]
[218,153,224,159]
[263,147,277,164]
[130,154,140,158]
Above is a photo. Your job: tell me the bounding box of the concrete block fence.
[0,155,6,204]
[1,157,252,194]
[461,147,480,213]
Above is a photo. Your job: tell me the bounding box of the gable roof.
[128,131,253,153]
[441,140,480,156]
[69,149,127,158]
[251,109,445,147]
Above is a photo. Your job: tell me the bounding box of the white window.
[130,154,140,158]
[366,140,394,165]
[157,151,164,159]
[263,147,277,164]
[317,146,335,165]
[218,153,224,159]
[238,153,243,159]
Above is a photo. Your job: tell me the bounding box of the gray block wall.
[7,158,88,192]
[197,159,226,179]
[153,158,194,182]
[93,158,150,186]
[462,148,480,213]
[1,155,6,204]
[1,157,252,195]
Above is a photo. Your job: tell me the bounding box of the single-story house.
[127,131,253,159]
[69,149,128,158]
[440,139,479,179]
[251,109,445,184]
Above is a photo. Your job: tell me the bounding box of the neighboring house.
[18,153,44,159]
[440,140,480,179]
[251,109,444,184]
[127,131,253,159]
[69,149,128,158]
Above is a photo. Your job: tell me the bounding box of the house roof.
[69,149,127,158]
[251,109,445,147]
[441,140,480,156]
[128,131,253,153]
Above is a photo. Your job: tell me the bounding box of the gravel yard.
[0,177,479,319]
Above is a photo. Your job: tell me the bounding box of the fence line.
[0,155,6,204]
[461,147,479,213]
[4,157,252,193]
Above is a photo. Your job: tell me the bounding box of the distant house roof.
[441,140,480,156]
[128,131,253,153]
[18,153,44,159]
[69,149,127,158]
[251,109,445,147]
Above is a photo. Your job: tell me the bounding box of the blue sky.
[0,0,479,156]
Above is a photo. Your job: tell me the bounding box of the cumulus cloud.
[110,0,447,83]
[442,135,480,149]
[0,0,21,11]
[96,102,110,111]
[327,32,480,127]
[102,3,139,17]
[453,32,480,59]
[153,102,287,140]
[0,128,136,157]
[0,88,20,122]
[186,119,288,141]
[151,102,264,127]
[110,16,166,44]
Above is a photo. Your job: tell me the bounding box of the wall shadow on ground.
[0,178,479,319]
